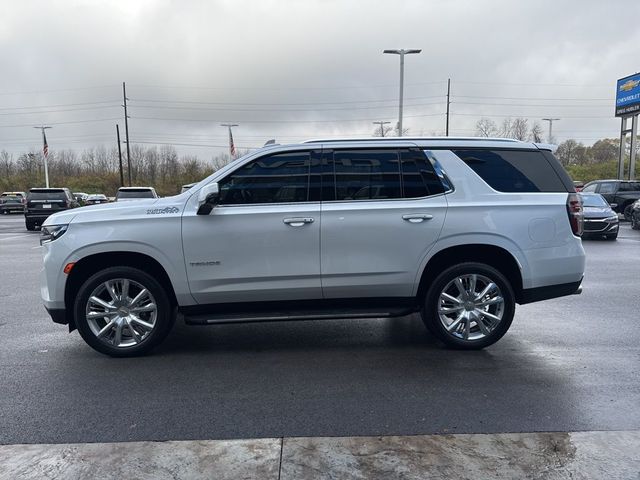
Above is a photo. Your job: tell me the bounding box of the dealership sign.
[616,72,640,117]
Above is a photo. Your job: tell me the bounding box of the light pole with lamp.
[383,49,421,137]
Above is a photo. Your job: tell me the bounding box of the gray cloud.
[1,0,638,158]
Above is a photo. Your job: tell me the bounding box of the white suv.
[40,138,585,356]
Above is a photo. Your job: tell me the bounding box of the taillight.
[566,193,583,237]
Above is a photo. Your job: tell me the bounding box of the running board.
[182,306,417,326]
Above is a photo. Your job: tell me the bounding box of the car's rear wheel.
[74,266,174,357]
[632,213,640,230]
[422,262,515,349]
[25,220,36,231]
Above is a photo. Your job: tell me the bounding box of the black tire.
[422,262,515,350]
[623,204,633,222]
[74,266,174,357]
[632,213,640,230]
[25,220,36,231]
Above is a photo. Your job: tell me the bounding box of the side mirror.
[609,203,617,209]
[197,183,220,215]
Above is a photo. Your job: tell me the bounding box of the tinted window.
[332,150,401,201]
[582,184,597,193]
[400,150,445,198]
[598,182,616,194]
[28,190,67,200]
[219,152,311,205]
[619,182,640,192]
[452,149,567,193]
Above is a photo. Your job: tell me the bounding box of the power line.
[0,104,121,116]
[0,85,119,96]
[0,117,122,128]
[0,100,121,111]
[130,112,445,124]
[453,94,612,101]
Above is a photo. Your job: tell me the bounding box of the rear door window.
[452,149,567,193]
[598,182,616,194]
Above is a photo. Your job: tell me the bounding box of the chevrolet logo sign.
[619,79,640,92]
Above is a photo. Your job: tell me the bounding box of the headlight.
[40,225,68,245]
[604,216,619,222]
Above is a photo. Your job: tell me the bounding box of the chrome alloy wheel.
[85,278,157,348]
[437,274,505,341]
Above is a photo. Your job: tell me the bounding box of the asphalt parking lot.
[0,213,639,446]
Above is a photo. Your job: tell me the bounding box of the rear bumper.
[518,280,583,304]
[25,213,54,223]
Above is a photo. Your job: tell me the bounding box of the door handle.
[402,214,433,223]
[283,217,314,227]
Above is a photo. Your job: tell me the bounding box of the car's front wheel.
[74,266,174,357]
[422,262,515,349]
[631,212,640,230]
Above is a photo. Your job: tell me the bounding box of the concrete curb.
[1,431,639,480]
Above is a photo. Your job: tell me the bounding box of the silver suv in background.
[40,138,585,356]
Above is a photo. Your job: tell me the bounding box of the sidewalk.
[1,430,639,479]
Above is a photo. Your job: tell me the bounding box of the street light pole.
[542,118,560,143]
[33,126,52,188]
[383,49,421,137]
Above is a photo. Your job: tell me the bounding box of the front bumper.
[583,218,619,235]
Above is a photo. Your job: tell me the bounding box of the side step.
[181,305,418,326]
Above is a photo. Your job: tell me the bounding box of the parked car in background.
[631,199,640,230]
[581,180,640,220]
[115,187,158,201]
[580,193,619,240]
[25,188,78,230]
[0,191,26,214]
[85,194,109,205]
[73,192,89,205]
[181,183,196,194]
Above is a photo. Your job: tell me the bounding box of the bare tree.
[511,118,529,141]
[372,124,393,137]
[475,118,498,137]
[530,122,544,143]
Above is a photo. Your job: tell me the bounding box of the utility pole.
[383,49,421,137]
[542,118,560,143]
[445,78,451,136]
[33,126,52,188]
[373,121,391,137]
[116,124,124,187]
[122,82,132,186]
[221,123,239,159]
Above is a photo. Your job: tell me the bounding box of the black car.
[581,180,640,220]
[631,199,640,230]
[581,193,619,240]
[25,188,78,231]
[0,191,26,214]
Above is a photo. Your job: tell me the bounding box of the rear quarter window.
[452,149,568,193]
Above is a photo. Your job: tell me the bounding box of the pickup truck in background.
[581,180,640,220]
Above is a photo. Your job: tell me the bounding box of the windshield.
[582,194,608,208]
[117,190,155,199]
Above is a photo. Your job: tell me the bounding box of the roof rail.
[302,136,522,144]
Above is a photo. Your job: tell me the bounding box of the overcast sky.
[1,0,638,159]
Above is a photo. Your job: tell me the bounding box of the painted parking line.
[0,234,30,241]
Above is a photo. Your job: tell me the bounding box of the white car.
[40,138,585,356]
[115,186,158,201]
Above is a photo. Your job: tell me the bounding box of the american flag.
[42,129,49,157]
[228,127,236,159]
